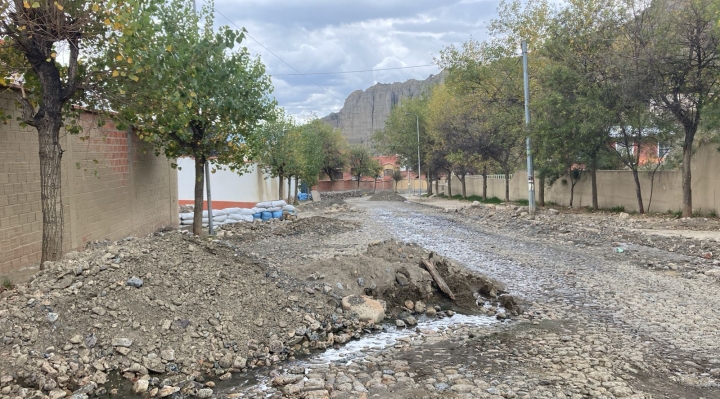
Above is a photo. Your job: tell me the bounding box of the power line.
[273,64,439,76]
[208,3,343,102]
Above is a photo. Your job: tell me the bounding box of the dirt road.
[257,196,720,399]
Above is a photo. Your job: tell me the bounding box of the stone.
[395,272,410,287]
[69,335,83,344]
[273,375,303,386]
[218,353,233,369]
[126,277,143,288]
[395,320,406,328]
[404,300,414,310]
[548,208,560,215]
[232,356,247,370]
[618,212,630,219]
[269,340,284,354]
[111,338,133,347]
[47,313,59,323]
[143,356,164,373]
[133,380,149,394]
[341,295,385,324]
[158,386,179,397]
[218,372,232,381]
[403,315,417,326]
[414,301,426,314]
[160,349,175,362]
[48,389,66,399]
[197,388,213,399]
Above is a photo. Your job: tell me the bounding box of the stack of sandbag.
[222,207,256,223]
[254,199,292,221]
[179,212,194,226]
[298,193,310,201]
[201,209,228,227]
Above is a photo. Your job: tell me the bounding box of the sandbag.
[222,207,243,214]
[180,212,194,220]
[266,206,282,212]
[282,205,296,212]
[243,215,254,222]
[298,193,309,201]
[180,219,193,225]
[224,219,240,224]
[271,211,283,219]
[253,213,262,219]
[271,200,287,207]
[213,215,227,223]
[251,207,264,214]
[202,209,227,218]
[227,213,243,221]
[261,211,272,221]
[256,201,272,208]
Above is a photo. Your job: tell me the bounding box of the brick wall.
[0,91,178,276]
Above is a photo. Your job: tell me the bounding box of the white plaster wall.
[177,157,296,203]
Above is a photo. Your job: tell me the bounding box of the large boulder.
[341,295,385,323]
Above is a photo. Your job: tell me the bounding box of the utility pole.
[192,0,214,235]
[405,113,421,196]
[522,40,536,215]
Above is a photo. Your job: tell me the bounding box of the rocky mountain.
[321,72,445,144]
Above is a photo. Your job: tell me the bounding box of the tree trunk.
[435,177,439,194]
[459,174,467,198]
[357,176,361,189]
[538,173,545,207]
[287,175,292,203]
[278,175,284,201]
[482,165,487,200]
[681,137,694,217]
[447,173,452,197]
[632,169,645,214]
[427,175,433,195]
[590,155,598,210]
[504,171,510,202]
[569,178,575,208]
[294,176,300,205]
[193,156,206,236]
[39,121,64,264]
[374,177,378,193]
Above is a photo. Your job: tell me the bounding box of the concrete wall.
[316,177,426,193]
[439,145,720,214]
[0,91,178,276]
[176,157,296,209]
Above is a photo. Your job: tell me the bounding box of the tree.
[257,109,296,200]
[0,0,131,264]
[306,120,347,188]
[109,0,275,235]
[373,96,437,194]
[347,144,375,189]
[626,0,720,217]
[391,169,403,192]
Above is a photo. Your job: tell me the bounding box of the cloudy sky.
[211,0,500,120]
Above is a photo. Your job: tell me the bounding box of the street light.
[405,113,420,196]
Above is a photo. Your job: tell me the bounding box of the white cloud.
[211,0,500,118]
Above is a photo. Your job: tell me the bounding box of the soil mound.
[220,216,358,242]
[368,191,406,202]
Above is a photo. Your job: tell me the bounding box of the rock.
[48,389,66,399]
[426,308,437,317]
[69,335,83,344]
[471,201,481,207]
[395,272,410,287]
[133,380,149,394]
[395,319,406,328]
[548,208,560,215]
[126,277,143,288]
[218,353,233,369]
[618,212,630,219]
[158,386,179,397]
[341,295,385,323]
[232,356,247,370]
[273,375,303,386]
[111,338,133,347]
[414,301,426,314]
[160,349,175,362]
[84,335,97,348]
[47,313,59,323]
[268,340,284,354]
[197,388,213,399]
[320,73,444,144]
[404,300,414,310]
[403,315,417,326]
[218,372,232,381]
[143,356,164,373]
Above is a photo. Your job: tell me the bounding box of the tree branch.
[15,92,37,127]
[61,35,81,102]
